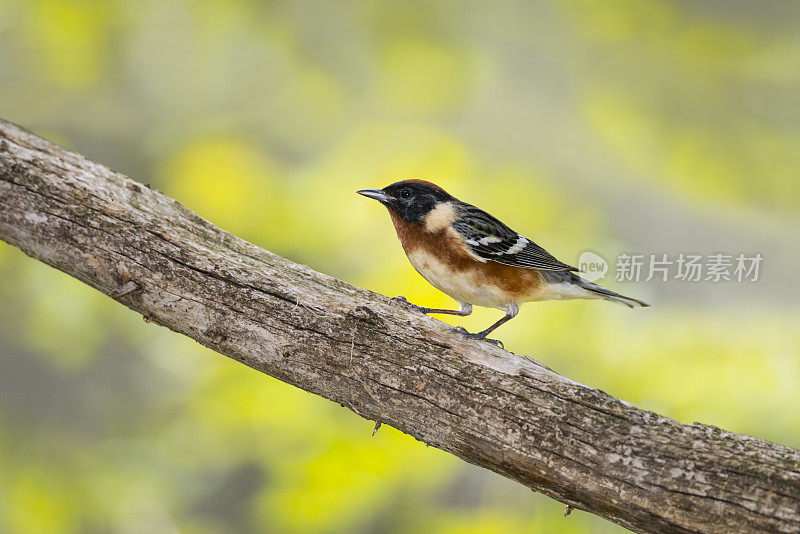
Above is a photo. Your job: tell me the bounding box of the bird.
[357,179,648,345]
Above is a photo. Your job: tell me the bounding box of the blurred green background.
[1,1,799,532]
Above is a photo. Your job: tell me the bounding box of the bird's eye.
[400,189,412,198]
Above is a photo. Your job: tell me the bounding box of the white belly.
[406,250,509,309]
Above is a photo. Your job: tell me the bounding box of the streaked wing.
[453,203,577,271]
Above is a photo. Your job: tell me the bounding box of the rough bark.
[0,118,798,534]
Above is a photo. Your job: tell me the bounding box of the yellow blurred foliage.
[164,138,287,244]
[6,468,78,534]
[375,40,477,116]
[27,0,111,88]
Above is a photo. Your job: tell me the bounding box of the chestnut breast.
[388,210,545,308]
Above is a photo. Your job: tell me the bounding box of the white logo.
[578,251,608,282]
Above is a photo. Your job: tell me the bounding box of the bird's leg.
[422,302,473,316]
[452,304,519,348]
[392,296,473,317]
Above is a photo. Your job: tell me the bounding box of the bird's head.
[357,179,454,224]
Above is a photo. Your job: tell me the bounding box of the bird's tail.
[573,275,649,308]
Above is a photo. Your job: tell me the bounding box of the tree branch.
[0,118,798,534]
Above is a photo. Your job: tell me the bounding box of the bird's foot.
[390,295,428,313]
[451,326,504,349]
[483,338,504,349]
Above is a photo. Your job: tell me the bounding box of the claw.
[391,295,426,313]
[450,326,504,349]
[484,338,504,349]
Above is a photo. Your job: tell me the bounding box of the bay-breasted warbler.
[358,179,648,345]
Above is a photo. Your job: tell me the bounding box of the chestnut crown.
[357,179,454,223]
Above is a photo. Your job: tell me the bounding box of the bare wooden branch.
[0,118,798,534]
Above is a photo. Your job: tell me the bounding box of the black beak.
[357,189,392,203]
